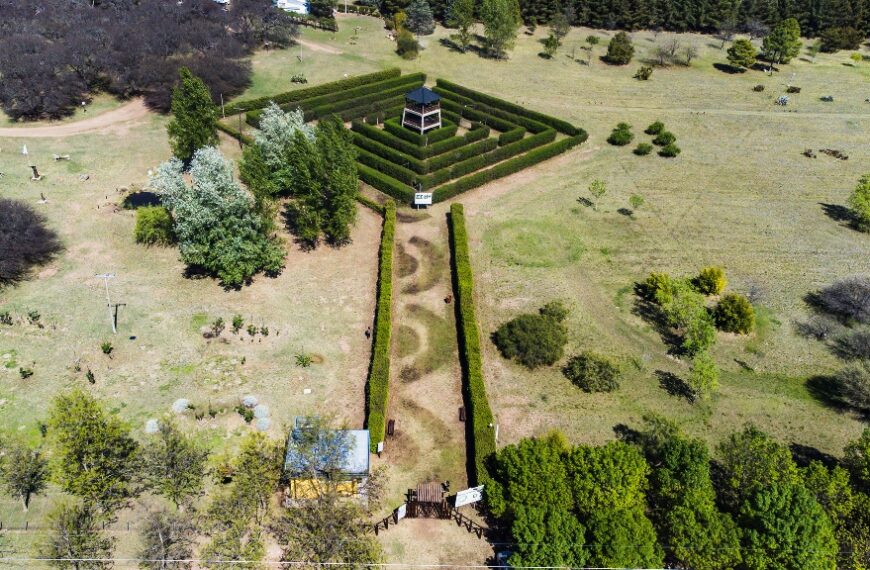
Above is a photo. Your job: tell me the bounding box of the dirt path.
[382,210,468,497]
[297,39,343,55]
[0,99,150,138]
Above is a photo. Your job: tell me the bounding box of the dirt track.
[0,99,150,138]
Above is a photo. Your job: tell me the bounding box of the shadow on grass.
[805,374,849,412]
[617,207,633,217]
[789,442,838,468]
[655,369,695,402]
[632,293,685,355]
[713,62,745,74]
[820,202,862,231]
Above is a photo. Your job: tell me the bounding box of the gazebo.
[402,87,442,135]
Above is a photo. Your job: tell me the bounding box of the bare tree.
[683,44,699,65]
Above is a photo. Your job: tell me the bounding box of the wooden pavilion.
[401,87,442,135]
[406,481,449,518]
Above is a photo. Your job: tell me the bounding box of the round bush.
[640,271,674,302]
[134,206,175,246]
[644,121,664,135]
[714,293,755,334]
[694,266,727,295]
[607,126,634,146]
[658,143,681,157]
[634,143,653,156]
[493,312,568,369]
[653,131,676,146]
[563,352,620,392]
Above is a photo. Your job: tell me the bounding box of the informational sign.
[376,441,384,454]
[396,503,407,521]
[414,192,433,206]
[454,485,484,508]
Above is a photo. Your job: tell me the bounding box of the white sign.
[396,503,407,521]
[454,485,484,508]
[376,441,384,454]
[414,192,433,206]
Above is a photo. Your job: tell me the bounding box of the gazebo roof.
[405,87,441,105]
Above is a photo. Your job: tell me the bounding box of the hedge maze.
[219,71,587,204]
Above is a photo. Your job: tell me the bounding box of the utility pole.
[95,273,117,334]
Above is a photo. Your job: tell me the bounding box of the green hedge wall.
[294,72,424,114]
[498,127,526,146]
[352,121,482,161]
[434,133,586,201]
[435,87,550,134]
[216,122,253,145]
[352,131,428,174]
[366,200,396,452]
[356,193,386,214]
[357,163,415,202]
[439,98,519,133]
[436,79,583,136]
[357,148,419,186]
[425,137,498,172]
[224,68,401,115]
[383,118,458,145]
[448,203,496,486]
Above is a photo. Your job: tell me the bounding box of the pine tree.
[480,0,522,58]
[604,31,635,64]
[166,67,218,165]
[406,0,436,34]
[284,131,323,247]
[727,38,758,68]
[315,117,358,245]
[762,17,802,62]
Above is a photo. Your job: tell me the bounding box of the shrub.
[727,38,758,69]
[100,342,113,355]
[295,353,313,367]
[653,131,676,146]
[563,352,621,392]
[814,276,870,324]
[450,204,496,485]
[604,31,634,65]
[396,29,419,59]
[833,329,870,360]
[644,121,664,135]
[493,309,568,369]
[848,175,870,232]
[634,143,653,156]
[607,124,634,146]
[366,201,396,451]
[232,315,244,334]
[687,351,719,401]
[134,206,175,246]
[786,85,801,93]
[832,362,870,414]
[659,143,681,157]
[540,300,570,322]
[634,65,653,80]
[753,84,765,92]
[640,272,675,302]
[694,266,727,295]
[714,293,755,333]
[19,367,34,379]
[211,317,225,336]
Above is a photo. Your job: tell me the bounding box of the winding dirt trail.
[0,99,151,138]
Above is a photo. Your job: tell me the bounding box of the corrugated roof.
[405,87,441,105]
[284,421,370,477]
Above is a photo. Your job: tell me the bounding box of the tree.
[848,174,870,232]
[406,0,436,35]
[832,363,870,415]
[762,18,803,64]
[48,390,140,514]
[396,28,421,59]
[717,424,800,509]
[139,508,197,570]
[314,117,359,246]
[802,461,855,527]
[167,68,218,165]
[687,350,719,401]
[657,279,717,355]
[813,276,870,324]
[542,33,560,57]
[564,442,650,513]
[43,501,115,570]
[844,428,870,492]
[727,38,758,69]
[585,507,663,569]
[480,0,522,59]
[448,0,475,51]
[820,27,865,52]
[550,10,570,40]
[714,293,756,333]
[604,31,634,65]
[508,506,587,567]
[308,0,337,17]
[588,179,606,208]
[0,198,63,289]
[141,420,210,508]
[738,484,838,570]
[492,305,568,368]
[152,147,285,287]
[283,131,324,246]
[0,437,48,510]
[562,352,621,392]
[134,206,175,247]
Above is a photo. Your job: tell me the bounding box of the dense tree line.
[488,418,870,569]
[0,0,298,120]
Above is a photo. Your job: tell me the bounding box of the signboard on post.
[414,192,433,207]
[396,503,407,521]
[454,485,484,508]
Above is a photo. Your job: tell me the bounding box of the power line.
[0,559,666,569]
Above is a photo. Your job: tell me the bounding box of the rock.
[254,404,269,418]
[242,395,258,408]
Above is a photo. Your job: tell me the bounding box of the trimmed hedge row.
[440,98,519,133]
[436,78,583,136]
[366,200,396,452]
[448,203,496,486]
[352,120,485,161]
[435,87,550,135]
[425,137,498,173]
[291,73,425,116]
[353,131,427,174]
[216,122,253,145]
[498,126,526,146]
[356,147,419,186]
[357,163,415,202]
[383,117,457,145]
[434,133,586,201]
[418,128,555,189]
[225,68,400,115]
[356,193,386,214]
